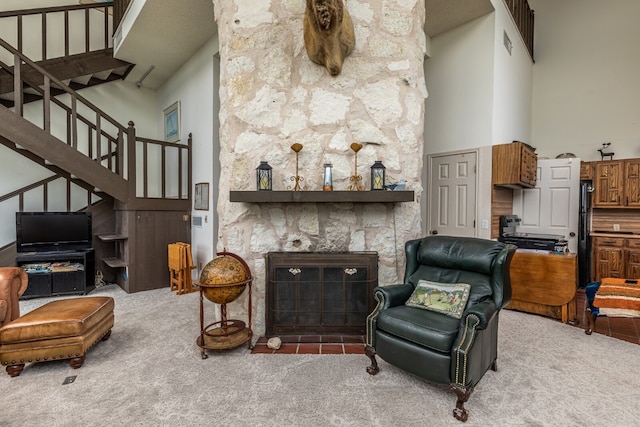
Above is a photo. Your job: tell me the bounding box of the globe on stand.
[196,251,253,358]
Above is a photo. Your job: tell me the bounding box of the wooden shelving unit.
[230,190,414,203]
[16,249,95,299]
[97,234,128,269]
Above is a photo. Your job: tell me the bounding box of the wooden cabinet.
[492,142,537,188]
[625,159,640,207]
[506,251,577,323]
[593,159,640,207]
[625,239,640,278]
[16,249,95,299]
[593,237,625,279]
[580,161,594,180]
[593,236,640,280]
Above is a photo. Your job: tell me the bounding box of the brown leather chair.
[0,267,28,327]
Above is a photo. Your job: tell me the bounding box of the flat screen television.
[16,211,92,253]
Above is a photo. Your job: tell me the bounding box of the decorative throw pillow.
[405,280,471,319]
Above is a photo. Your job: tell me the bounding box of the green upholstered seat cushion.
[377,305,460,353]
[405,280,471,319]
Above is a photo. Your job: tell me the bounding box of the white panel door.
[429,152,477,237]
[513,158,580,252]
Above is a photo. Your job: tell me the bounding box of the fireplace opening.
[265,252,378,337]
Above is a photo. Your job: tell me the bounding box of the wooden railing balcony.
[504,0,535,60]
[0,2,115,65]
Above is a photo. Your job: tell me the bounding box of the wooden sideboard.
[506,251,577,323]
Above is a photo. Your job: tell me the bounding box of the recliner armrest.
[373,284,414,309]
[367,283,414,347]
[451,299,500,387]
[463,299,497,330]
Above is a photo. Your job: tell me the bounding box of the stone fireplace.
[212,0,427,337]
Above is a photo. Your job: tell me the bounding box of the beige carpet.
[1,284,639,426]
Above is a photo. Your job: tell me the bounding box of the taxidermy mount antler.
[304,0,355,76]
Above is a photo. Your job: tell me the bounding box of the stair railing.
[0,38,191,204]
[0,175,100,213]
[0,37,126,174]
[0,2,115,66]
[504,0,535,60]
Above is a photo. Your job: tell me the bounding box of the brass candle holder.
[347,142,365,191]
[287,143,306,191]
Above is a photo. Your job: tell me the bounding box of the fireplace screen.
[266,252,378,336]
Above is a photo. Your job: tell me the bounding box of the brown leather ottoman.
[0,296,114,377]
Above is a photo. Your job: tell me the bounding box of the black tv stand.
[16,249,95,299]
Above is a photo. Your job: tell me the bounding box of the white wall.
[491,0,534,146]
[530,0,640,161]
[423,0,535,238]
[157,36,219,277]
[424,0,534,155]
[424,14,495,155]
[79,81,158,138]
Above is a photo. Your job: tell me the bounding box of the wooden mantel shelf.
[230,190,414,203]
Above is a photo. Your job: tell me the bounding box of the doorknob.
[431,230,438,235]
[569,232,576,237]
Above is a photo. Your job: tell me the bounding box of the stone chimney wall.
[212,0,427,335]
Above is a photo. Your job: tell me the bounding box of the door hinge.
[473,220,476,228]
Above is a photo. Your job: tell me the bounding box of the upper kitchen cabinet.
[580,161,594,181]
[593,159,640,208]
[492,142,537,188]
[626,159,640,207]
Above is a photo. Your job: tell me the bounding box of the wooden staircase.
[0,49,133,107]
[0,2,193,294]
[0,3,134,107]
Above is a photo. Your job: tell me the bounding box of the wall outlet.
[613,224,620,231]
[481,219,489,230]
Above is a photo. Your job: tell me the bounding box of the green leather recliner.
[365,236,516,422]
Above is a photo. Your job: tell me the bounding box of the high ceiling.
[115,0,494,89]
[425,0,494,37]
[113,0,216,89]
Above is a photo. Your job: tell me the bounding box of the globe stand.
[196,251,253,359]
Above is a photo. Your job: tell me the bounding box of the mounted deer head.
[303,0,355,76]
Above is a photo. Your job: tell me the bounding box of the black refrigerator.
[578,181,593,288]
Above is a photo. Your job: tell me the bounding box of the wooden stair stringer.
[0,49,134,97]
[0,105,128,202]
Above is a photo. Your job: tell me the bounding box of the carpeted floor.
[2,284,639,426]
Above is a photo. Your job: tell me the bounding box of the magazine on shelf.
[21,262,84,273]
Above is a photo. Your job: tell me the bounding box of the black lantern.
[256,161,272,191]
[371,161,386,190]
